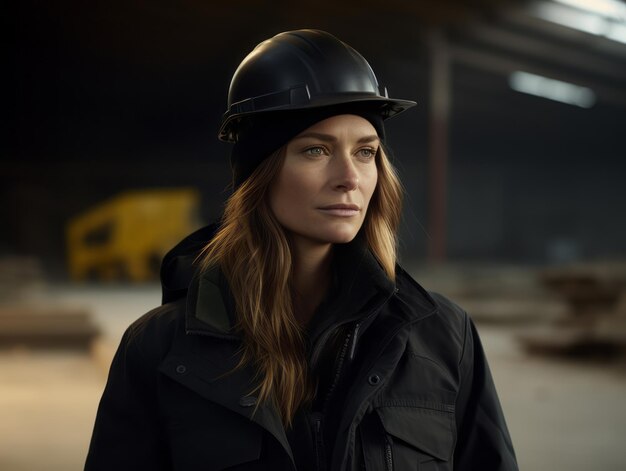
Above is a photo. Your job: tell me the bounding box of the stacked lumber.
[0,305,100,350]
[410,263,565,325]
[0,257,100,350]
[518,262,626,359]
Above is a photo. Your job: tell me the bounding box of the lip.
[318,203,361,217]
[318,204,360,211]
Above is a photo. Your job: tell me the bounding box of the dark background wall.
[6,0,625,275]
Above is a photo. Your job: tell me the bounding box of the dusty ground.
[1,283,625,470]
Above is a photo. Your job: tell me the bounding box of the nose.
[331,153,359,192]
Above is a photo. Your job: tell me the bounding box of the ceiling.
[8,0,625,164]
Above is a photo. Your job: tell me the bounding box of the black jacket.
[85,225,518,471]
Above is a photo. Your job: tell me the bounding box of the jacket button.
[175,365,187,374]
[239,396,257,407]
[368,374,381,385]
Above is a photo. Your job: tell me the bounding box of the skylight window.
[532,0,626,44]
[509,71,596,108]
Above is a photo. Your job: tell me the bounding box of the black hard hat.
[218,29,416,143]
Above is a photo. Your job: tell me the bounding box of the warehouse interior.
[4,0,626,469]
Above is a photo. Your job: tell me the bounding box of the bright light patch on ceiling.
[606,22,626,42]
[554,0,626,18]
[509,71,596,108]
[533,1,626,44]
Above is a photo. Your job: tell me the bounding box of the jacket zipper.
[349,322,361,360]
[311,412,326,471]
[320,325,354,413]
[310,287,398,372]
[310,325,353,471]
[384,435,394,471]
[309,288,398,470]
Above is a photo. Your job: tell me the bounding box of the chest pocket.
[359,403,456,471]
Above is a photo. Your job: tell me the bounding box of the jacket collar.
[160,224,437,338]
[160,223,219,305]
[183,234,401,339]
[185,265,237,338]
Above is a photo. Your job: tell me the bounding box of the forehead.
[292,114,378,139]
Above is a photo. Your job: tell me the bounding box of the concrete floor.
[1,283,625,470]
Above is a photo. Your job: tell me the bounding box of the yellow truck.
[67,188,202,282]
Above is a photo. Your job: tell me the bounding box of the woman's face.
[269,114,379,248]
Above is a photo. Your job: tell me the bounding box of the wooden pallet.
[0,305,100,350]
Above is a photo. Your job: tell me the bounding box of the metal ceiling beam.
[461,22,626,83]
[450,44,626,107]
[498,5,626,58]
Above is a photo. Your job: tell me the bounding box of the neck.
[290,237,333,327]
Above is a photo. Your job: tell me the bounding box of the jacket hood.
[160,223,219,305]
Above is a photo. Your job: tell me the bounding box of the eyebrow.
[293,132,380,144]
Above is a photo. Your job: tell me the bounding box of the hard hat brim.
[218,94,417,143]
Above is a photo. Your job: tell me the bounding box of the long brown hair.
[198,144,403,427]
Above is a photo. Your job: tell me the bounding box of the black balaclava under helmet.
[230,103,386,189]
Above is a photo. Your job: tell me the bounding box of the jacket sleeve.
[453,313,518,471]
[84,322,170,470]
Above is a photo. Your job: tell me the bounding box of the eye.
[303,146,328,157]
[357,147,377,159]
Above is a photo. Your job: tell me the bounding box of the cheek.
[362,168,379,207]
[269,165,316,218]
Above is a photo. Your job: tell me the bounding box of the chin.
[289,222,363,246]
[319,226,360,244]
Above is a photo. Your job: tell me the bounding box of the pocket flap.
[376,406,455,461]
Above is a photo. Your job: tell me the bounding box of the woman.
[85,30,518,471]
